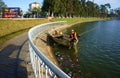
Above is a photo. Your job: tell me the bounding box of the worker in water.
[69,29,78,46]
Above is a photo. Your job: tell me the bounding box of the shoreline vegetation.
[0,17,108,48]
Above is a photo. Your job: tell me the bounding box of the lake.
[52,19,120,78]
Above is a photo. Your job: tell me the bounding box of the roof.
[29,2,40,5]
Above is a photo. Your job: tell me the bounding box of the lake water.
[52,20,120,78]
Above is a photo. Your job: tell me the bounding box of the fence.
[28,21,70,78]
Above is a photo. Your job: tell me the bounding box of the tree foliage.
[0,0,7,13]
[0,0,7,8]
[42,0,97,17]
[41,0,120,18]
[114,8,120,17]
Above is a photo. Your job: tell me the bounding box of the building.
[29,2,40,11]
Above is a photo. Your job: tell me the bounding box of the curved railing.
[28,21,70,78]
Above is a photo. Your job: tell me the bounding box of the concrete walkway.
[0,33,34,78]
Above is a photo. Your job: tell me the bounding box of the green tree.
[58,0,66,17]
[73,0,80,17]
[42,0,51,16]
[105,3,111,16]
[0,0,7,8]
[0,0,7,17]
[115,8,120,17]
[100,5,107,17]
[41,0,112,18]
[19,9,23,17]
[31,7,41,17]
[42,0,62,17]
[81,0,87,17]
[94,3,100,17]
[109,9,116,17]
[100,3,111,17]
[81,0,86,6]
[105,3,111,10]
[0,0,7,15]
[66,0,73,17]
[86,1,94,16]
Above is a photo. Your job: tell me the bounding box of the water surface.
[53,20,120,78]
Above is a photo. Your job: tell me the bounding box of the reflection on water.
[69,46,78,62]
[67,20,120,78]
[51,43,84,77]
[60,46,78,63]
[52,20,120,78]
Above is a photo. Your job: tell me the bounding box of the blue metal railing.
[28,21,70,78]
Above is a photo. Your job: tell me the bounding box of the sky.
[4,0,120,13]
[4,0,43,13]
[90,0,120,9]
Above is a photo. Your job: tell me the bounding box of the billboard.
[2,7,20,18]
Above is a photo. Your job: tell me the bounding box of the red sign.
[2,7,20,18]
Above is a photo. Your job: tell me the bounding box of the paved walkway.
[0,33,34,78]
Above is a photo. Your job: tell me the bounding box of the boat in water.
[48,32,78,48]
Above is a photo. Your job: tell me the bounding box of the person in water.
[69,29,78,47]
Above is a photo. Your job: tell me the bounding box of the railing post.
[28,21,70,78]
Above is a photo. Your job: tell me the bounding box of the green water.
[53,20,120,78]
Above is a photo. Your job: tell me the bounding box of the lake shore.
[35,18,108,77]
[0,18,111,77]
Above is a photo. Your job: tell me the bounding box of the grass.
[0,17,108,45]
[0,18,49,45]
[51,17,108,25]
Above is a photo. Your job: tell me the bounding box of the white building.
[29,2,40,11]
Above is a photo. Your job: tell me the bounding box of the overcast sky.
[4,0,120,12]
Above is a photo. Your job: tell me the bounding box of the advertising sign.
[2,7,20,18]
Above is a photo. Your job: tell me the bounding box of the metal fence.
[28,21,70,78]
